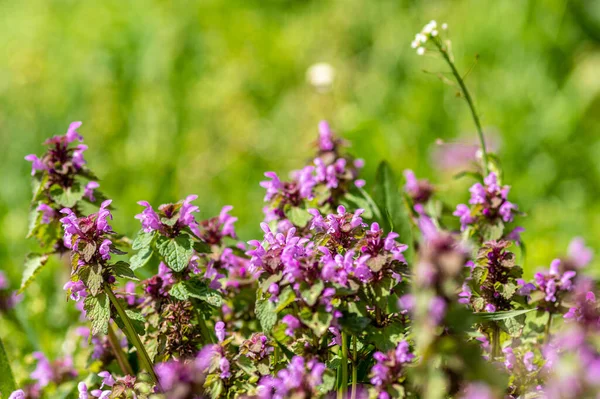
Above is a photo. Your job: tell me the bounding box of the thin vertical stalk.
[338,331,349,399]
[491,324,501,359]
[107,323,134,376]
[104,284,159,386]
[351,335,358,399]
[544,313,553,343]
[433,38,490,176]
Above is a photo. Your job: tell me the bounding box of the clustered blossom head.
[542,328,600,399]
[465,240,523,313]
[260,121,365,232]
[257,356,325,399]
[59,199,115,268]
[196,205,237,245]
[248,206,408,301]
[27,352,77,392]
[239,333,274,361]
[411,20,447,55]
[370,341,415,399]
[403,169,434,205]
[135,195,201,237]
[563,278,599,329]
[453,172,518,232]
[531,259,576,310]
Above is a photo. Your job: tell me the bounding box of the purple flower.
[567,237,593,269]
[460,382,495,399]
[502,347,516,370]
[84,181,100,202]
[484,303,496,312]
[72,144,88,169]
[30,352,54,387]
[219,357,231,379]
[37,203,56,224]
[453,204,475,231]
[8,390,26,399]
[179,194,200,228]
[257,356,325,399]
[260,172,283,202]
[135,201,162,233]
[78,382,89,399]
[24,154,46,176]
[318,120,335,151]
[65,121,84,143]
[282,315,301,337]
[429,296,447,324]
[403,169,434,204]
[215,321,226,343]
[97,371,115,388]
[523,351,536,372]
[98,239,112,260]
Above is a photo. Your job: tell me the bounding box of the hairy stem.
[104,284,159,386]
[338,331,349,399]
[433,38,490,175]
[107,323,134,376]
[351,335,358,399]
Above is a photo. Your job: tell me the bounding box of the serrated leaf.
[84,293,111,335]
[275,286,296,313]
[317,369,336,394]
[498,282,517,300]
[373,161,414,264]
[256,298,278,333]
[82,241,97,262]
[49,183,85,208]
[473,308,535,321]
[156,234,193,272]
[132,230,155,250]
[130,247,153,271]
[0,336,16,396]
[300,306,333,337]
[79,264,103,296]
[20,253,50,293]
[111,261,138,281]
[169,280,222,307]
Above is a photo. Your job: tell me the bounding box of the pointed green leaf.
[132,230,155,250]
[373,161,414,264]
[255,298,278,333]
[0,336,16,396]
[49,183,85,208]
[473,308,535,321]
[111,261,139,281]
[84,293,111,335]
[130,247,153,271]
[20,253,50,293]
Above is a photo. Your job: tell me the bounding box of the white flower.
[306,62,335,92]
[442,23,448,30]
[417,47,426,56]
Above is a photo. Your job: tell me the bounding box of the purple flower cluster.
[260,121,365,232]
[257,356,326,399]
[563,278,599,329]
[370,341,415,399]
[136,195,201,237]
[196,205,237,245]
[403,169,434,205]
[59,199,115,269]
[532,259,576,308]
[453,172,518,232]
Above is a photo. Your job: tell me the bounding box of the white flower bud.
[306,62,335,92]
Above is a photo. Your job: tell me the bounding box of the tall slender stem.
[433,38,490,176]
[107,323,134,376]
[491,324,501,359]
[338,331,349,399]
[351,335,358,399]
[104,284,159,386]
[544,313,553,343]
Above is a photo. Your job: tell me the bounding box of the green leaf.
[497,281,517,300]
[317,368,336,394]
[275,286,296,313]
[49,183,85,208]
[169,280,222,307]
[473,308,535,321]
[299,280,324,307]
[286,207,312,228]
[300,306,333,337]
[132,230,155,250]
[156,234,194,272]
[78,264,104,296]
[255,298,278,333]
[20,253,50,293]
[111,261,139,281]
[114,308,146,336]
[373,161,414,264]
[0,336,16,396]
[130,247,153,271]
[84,293,111,335]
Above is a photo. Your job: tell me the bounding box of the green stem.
[491,324,501,359]
[544,313,553,343]
[351,335,357,399]
[338,331,349,399]
[104,284,159,386]
[107,323,134,376]
[433,38,490,176]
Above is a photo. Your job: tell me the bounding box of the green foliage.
[0,336,16,397]
[255,298,278,334]
[169,280,222,307]
[372,162,414,264]
[84,293,111,335]
[156,234,194,272]
[49,183,85,208]
[19,253,50,293]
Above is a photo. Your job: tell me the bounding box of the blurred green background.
[2,0,600,364]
